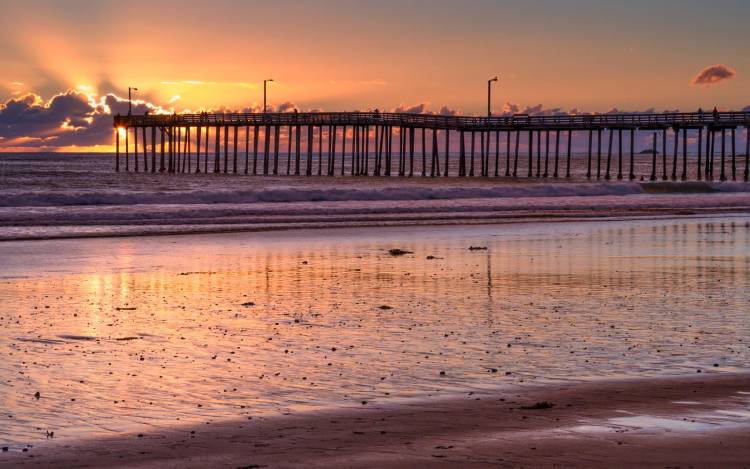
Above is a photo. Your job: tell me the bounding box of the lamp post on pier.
[263,79,274,113]
[128,87,138,115]
[487,76,499,117]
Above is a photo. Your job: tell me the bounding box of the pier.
[113,110,750,181]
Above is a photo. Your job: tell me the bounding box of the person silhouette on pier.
[713,107,719,120]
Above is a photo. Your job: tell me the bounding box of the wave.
[0,183,647,207]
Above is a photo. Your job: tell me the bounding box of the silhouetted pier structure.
[114,111,750,181]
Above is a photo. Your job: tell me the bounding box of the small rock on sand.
[521,401,554,410]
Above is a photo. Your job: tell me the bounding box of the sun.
[117,127,127,138]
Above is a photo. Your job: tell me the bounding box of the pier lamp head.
[489,76,499,83]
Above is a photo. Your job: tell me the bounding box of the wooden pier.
[113,110,750,181]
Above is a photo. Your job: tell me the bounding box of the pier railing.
[116,110,750,131]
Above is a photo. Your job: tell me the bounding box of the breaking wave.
[0,183,647,207]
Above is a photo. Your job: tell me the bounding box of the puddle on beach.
[0,217,748,445]
[571,417,718,433]
[570,396,750,435]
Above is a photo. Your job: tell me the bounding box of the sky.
[0,0,748,151]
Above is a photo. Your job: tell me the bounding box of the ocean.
[2,152,750,240]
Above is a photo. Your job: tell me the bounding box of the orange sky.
[0,0,748,151]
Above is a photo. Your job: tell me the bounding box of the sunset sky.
[1,0,748,151]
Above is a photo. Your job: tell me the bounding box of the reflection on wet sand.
[0,217,748,445]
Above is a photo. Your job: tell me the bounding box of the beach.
[3,374,750,468]
[1,209,749,467]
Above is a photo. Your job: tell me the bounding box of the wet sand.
[1,217,748,467]
[2,373,749,468]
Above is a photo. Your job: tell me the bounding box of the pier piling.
[111,110,750,182]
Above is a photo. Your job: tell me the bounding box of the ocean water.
[1,153,750,240]
[0,217,748,446]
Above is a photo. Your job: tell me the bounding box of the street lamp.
[487,76,499,117]
[263,79,274,113]
[128,87,138,115]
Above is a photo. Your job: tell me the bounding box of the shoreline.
[3,373,748,468]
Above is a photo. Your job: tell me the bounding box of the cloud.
[390,103,461,115]
[393,102,429,114]
[438,105,460,116]
[0,90,171,149]
[692,64,736,86]
[502,101,520,114]
[275,101,298,112]
[500,102,565,116]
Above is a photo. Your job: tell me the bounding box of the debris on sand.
[468,246,488,251]
[378,305,393,310]
[521,401,554,410]
[241,302,256,307]
[387,248,413,256]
